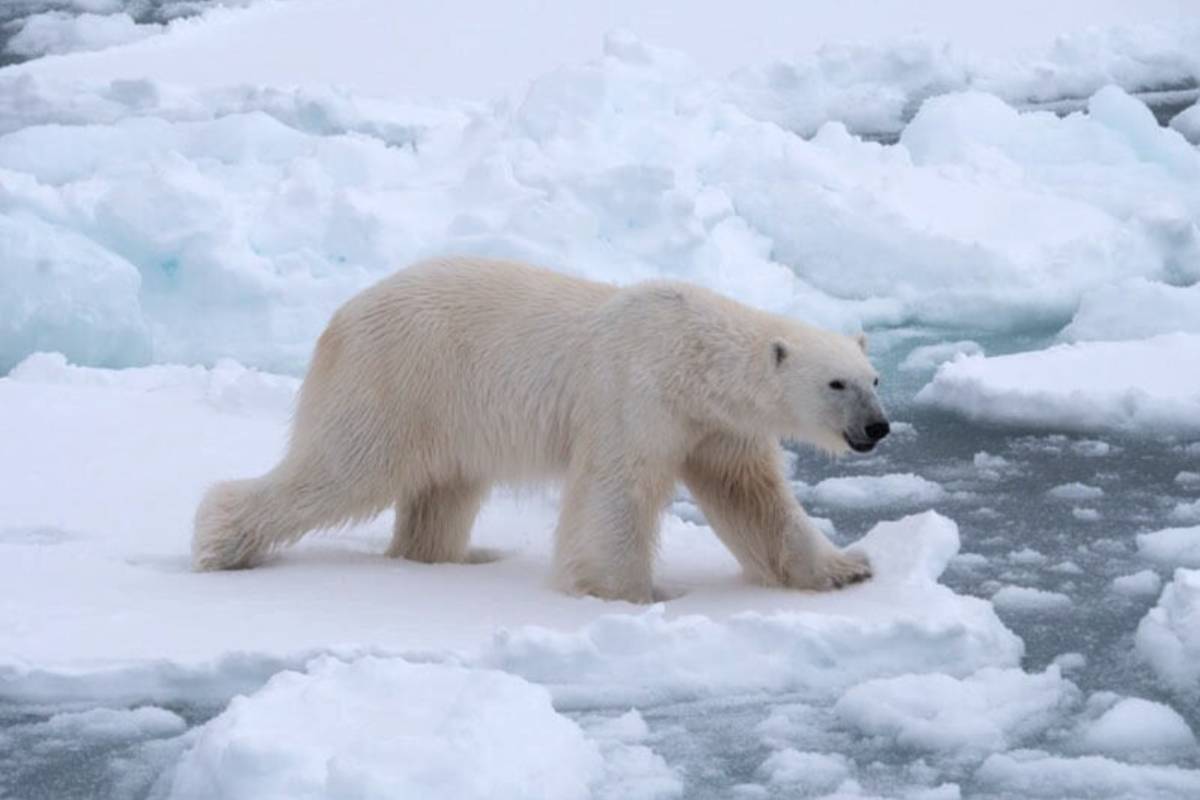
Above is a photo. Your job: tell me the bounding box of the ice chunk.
[1047,483,1104,501]
[833,667,1077,760]
[1072,508,1102,522]
[991,586,1073,614]
[1077,697,1196,764]
[167,656,603,800]
[807,473,946,510]
[1136,568,1200,695]
[758,749,851,791]
[976,751,1200,798]
[1112,570,1163,597]
[1137,525,1200,569]
[1176,471,1200,489]
[0,211,150,373]
[917,335,1200,437]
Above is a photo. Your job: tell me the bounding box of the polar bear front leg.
[682,433,871,590]
[553,458,675,604]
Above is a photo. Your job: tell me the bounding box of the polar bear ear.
[854,332,868,353]
[772,341,788,366]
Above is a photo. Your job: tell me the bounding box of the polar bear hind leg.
[387,480,489,563]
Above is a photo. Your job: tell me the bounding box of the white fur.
[193,257,885,602]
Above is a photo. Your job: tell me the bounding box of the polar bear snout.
[844,418,889,453]
[865,421,890,441]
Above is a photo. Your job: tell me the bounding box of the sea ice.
[807,473,946,510]
[917,334,1200,437]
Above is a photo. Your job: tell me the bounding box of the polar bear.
[193,257,890,602]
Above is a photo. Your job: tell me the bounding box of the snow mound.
[807,473,946,510]
[1077,697,1196,764]
[167,656,602,800]
[1137,525,1200,569]
[1136,568,1200,696]
[916,334,1200,437]
[833,667,1077,761]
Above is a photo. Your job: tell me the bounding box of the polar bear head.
[765,327,890,455]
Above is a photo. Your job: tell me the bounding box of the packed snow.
[4,2,1200,798]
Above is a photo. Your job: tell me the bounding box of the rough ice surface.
[4,4,1200,799]
[1,29,1200,373]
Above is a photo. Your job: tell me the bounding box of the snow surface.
[0,356,1018,674]
[917,335,1200,437]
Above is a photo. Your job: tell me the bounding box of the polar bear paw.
[788,548,873,591]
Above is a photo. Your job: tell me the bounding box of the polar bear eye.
[773,343,788,366]
[873,377,879,387]
[829,380,846,390]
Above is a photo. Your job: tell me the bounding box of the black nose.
[865,421,890,441]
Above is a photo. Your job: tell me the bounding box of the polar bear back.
[294,257,626,483]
